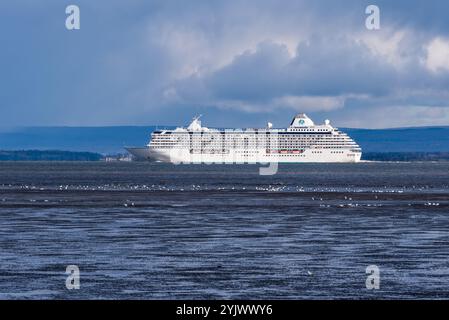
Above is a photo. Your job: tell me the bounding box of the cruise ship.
[126,114,362,163]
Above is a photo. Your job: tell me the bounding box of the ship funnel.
[290,113,314,127]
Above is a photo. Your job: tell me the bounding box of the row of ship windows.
[152,140,354,144]
[154,134,346,139]
[153,135,342,140]
[288,129,330,132]
[151,145,357,148]
[264,154,353,157]
[152,141,357,145]
[151,148,356,152]
[152,139,353,143]
[235,151,259,154]
[152,142,357,145]
[152,152,357,155]
[265,154,314,157]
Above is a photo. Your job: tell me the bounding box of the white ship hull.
[126,147,361,163]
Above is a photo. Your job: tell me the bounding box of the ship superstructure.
[126,114,362,163]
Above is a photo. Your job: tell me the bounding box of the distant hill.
[362,152,449,161]
[0,150,102,161]
[1,125,449,154]
[0,126,171,154]
[343,127,449,153]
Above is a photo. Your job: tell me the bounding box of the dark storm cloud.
[1,0,449,128]
[171,34,446,110]
[174,37,397,103]
[258,37,393,96]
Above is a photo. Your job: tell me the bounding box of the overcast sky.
[1,0,449,128]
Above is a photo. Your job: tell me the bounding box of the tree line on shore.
[2,150,449,162]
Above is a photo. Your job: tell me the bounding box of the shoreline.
[2,150,449,162]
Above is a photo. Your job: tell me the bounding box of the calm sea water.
[0,161,449,299]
